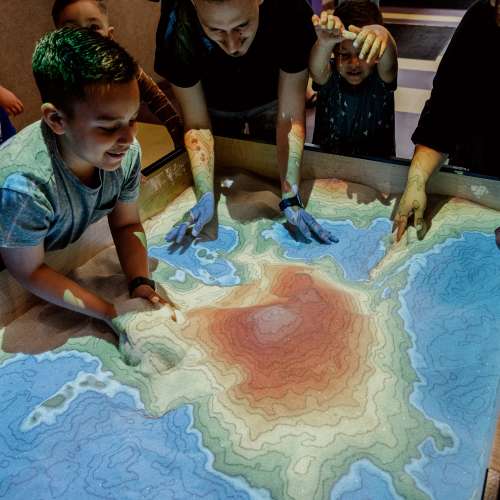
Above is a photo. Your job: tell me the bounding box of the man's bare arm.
[276,68,337,244]
[394,144,448,241]
[171,82,214,196]
[165,82,215,243]
[170,81,211,131]
[276,68,309,196]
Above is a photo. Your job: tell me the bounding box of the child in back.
[310,1,397,158]
[0,28,174,332]
[52,0,184,148]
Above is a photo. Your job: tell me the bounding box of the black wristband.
[279,193,304,211]
[128,276,156,297]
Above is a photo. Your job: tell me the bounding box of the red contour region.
[188,266,376,417]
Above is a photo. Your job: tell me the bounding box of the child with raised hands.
[310,1,398,158]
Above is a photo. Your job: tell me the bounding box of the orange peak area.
[188,266,376,418]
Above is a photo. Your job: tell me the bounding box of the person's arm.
[172,81,214,200]
[394,144,447,242]
[309,42,333,86]
[108,200,151,293]
[0,244,116,322]
[136,68,184,148]
[171,81,211,132]
[276,69,337,244]
[0,85,24,116]
[276,68,308,196]
[164,82,215,243]
[374,27,398,83]
[309,13,345,85]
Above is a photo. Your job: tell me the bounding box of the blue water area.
[0,353,258,500]
[400,232,500,500]
[330,460,403,500]
[149,225,240,286]
[262,218,392,281]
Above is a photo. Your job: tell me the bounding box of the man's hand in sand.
[393,172,428,242]
[165,192,214,244]
[283,206,339,244]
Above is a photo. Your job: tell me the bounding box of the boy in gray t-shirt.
[0,28,175,333]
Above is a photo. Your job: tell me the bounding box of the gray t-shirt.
[0,121,141,251]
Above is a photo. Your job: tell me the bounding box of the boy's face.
[192,0,263,57]
[56,0,113,37]
[55,80,140,172]
[335,39,375,86]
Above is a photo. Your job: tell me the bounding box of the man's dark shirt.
[313,66,396,158]
[412,0,500,176]
[155,0,316,112]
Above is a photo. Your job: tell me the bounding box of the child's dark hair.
[32,27,138,115]
[333,0,383,28]
[52,0,107,26]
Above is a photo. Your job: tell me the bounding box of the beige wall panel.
[1,0,54,130]
[1,0,161,131]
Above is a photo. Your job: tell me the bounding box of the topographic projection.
[1,174,499,500]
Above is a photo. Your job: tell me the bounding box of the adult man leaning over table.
[394,0,500,242]
[155,0,338,245]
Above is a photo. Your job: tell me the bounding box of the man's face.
[193,0,262,57]
[57,80,140,172]
[334,39,375,86]
[56,0,113,38]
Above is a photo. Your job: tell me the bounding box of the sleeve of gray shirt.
[0,188,51,247]
[118,141,142,204]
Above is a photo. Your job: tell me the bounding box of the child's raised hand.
[0,86,24,116]
[312,11,345,47]
[349,24,391,64]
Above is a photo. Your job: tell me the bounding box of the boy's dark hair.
[333,0,383,28]
[52,0,108,26]
[32,27,138,115]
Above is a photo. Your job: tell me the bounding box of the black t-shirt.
[155,0,316,112]
[313,66,396,158]
[412,0,500,176]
